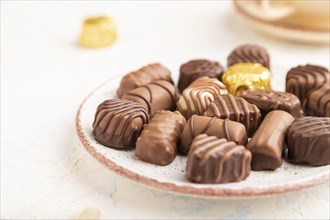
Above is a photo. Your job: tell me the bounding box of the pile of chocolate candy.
[92,44,330,184]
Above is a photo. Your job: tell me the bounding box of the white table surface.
[1,1,329,219]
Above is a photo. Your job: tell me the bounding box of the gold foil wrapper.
[222,63,271,96]
[80,16,116,48]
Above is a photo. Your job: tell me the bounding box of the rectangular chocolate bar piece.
[135,110,186,166]
[246,110,294,171]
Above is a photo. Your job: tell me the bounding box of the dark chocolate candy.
[178,59,224,93]
[246,110,294,171]
[286,64,329,103]
[203,94,261,137]
[179,115,248,155]
[176,76,228,119]
[122,80,178,117]
[303,84,330,117]
[186,134,251,184]
[227,44,270,69]
[286,117,330,166]
[135,110,186,166]
[117,63,173,98]
[92,99,149,148]
[241,89,302,118]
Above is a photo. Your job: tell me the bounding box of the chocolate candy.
[117,63,173,98]
[241,89,302,118]
[92,99,148,148]
[178,59,224,93]
[227,44,270,69]
[179,115,248,155]
[286,64,330,103]
[80,16,116,48]
[203,94,261,137]
[303,85,330,117]
[246,110,294,171]
[135,111,186,166]
[286,117,330,166]
[122,80,178,117]
[176,76,228,119]
[186,134,252,184]
[221,63,271,96]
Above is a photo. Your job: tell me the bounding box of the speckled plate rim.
[75,76,330,199]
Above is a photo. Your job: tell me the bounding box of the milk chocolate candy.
[246,110,294,171]
[92,99,149,148]
[286,117,330,166]
[179,115,248,155]
[227,44,270,69]
[303,85,330,117]
[241,89,302,118]
[286,64,329,103]
[203,94,261,137]
[221,63,271,96]
[135,111,186,166]
[117,63,173,98]
[178,59,224,93]
[122,80,178,117]
[176,76,228,119]
[186,134,252,184]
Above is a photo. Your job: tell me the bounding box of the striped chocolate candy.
[286,64,329,103]
[287,117,330,166]
[92,99,149,148]
[186,134,252,184]
[203,94,261,137]
[303,84,330,117]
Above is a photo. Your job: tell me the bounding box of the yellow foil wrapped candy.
[80,16,116,48]
[222,63,271,96]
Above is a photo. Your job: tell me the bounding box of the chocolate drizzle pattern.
[179,115,248,155]
[241,89,302,118]
[135,110,186,166]
[92,99,149,148]
[117,63,173,98]
[176,76,228,119]
[227,44,270,69]
[178,59,224,92]
[186,134,252,184]
[286,117,330,166]
[122,80,178,116]
[286,64,330,103]
[303,85,330,117]
[204,94,261,137]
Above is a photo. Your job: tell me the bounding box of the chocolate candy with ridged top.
[286,64,329,103]
[203,94,261,137]
[135,110,186,166]
[178,59,224,93]
[303,85,330,117]
[221,63,271,96]
[179,115,248,155]
[186,134,252,184]
[246,110,294,171]
[92,99,149,149]
[117,63,173,98]
[241,89,302,118]
[176,76,228,119]
[227,44,270,69]
[286,117,330,166]
[122,80,178,117]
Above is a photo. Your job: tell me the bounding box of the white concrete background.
[1,1,329,219]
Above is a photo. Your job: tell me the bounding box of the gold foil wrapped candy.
[222,63,271,96]
[80,16,116,48]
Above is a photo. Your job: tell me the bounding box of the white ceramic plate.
[76,71,329,199]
